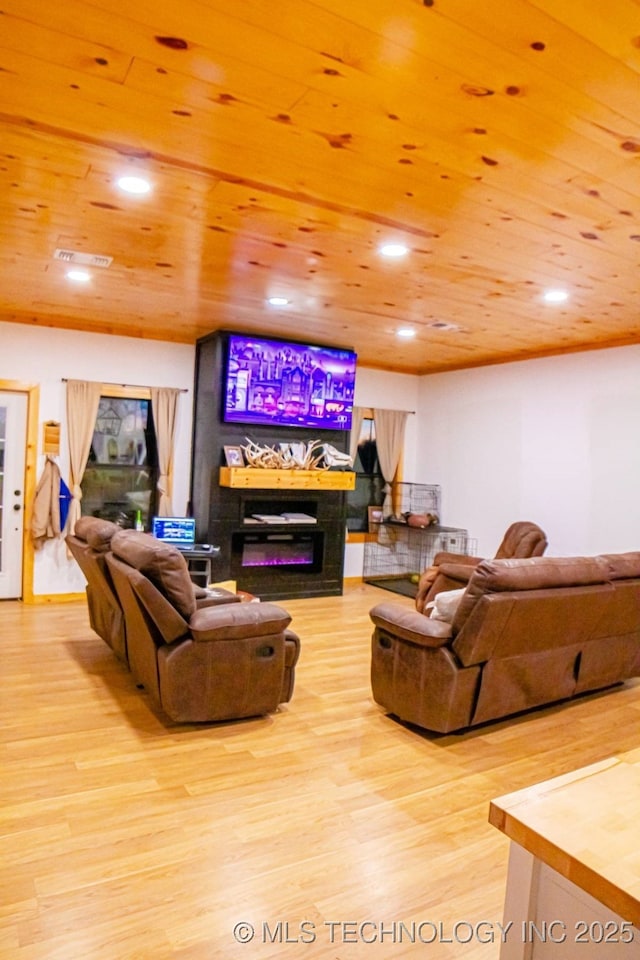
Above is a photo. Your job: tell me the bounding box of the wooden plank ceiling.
[1,0,640,374]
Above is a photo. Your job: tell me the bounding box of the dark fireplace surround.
[190,332,351,601]
[201,486,347,600]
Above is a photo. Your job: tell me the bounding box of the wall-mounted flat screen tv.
[223,333,357,431]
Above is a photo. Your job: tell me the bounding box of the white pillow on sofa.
[426,587,466,623]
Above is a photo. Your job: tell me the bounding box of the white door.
[0,392,28,599]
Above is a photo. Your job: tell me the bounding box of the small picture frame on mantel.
[224,445,245,468]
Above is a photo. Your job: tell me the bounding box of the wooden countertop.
[489,751,640,926]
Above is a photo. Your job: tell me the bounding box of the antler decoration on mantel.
[241,438,353,471]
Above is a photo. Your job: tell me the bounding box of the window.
[346,417,385,532]
[81,396,158,528]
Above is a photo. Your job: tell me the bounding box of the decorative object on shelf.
[321,443,353,468]
[242,438,325,470]
[241,438,353,472]
[42,420,61,456]
[223,445,245,467]
[404,511,440,528]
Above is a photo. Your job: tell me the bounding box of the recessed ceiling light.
[66,269,91,283]
[397,327,416,338]
[379,243,409,258]
[267,296,290,306]
[116,175,152,195]
[543,289,569,303]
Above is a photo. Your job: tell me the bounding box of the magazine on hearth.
[280,512,317,523]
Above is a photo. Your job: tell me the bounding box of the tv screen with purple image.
[223,333,357,431]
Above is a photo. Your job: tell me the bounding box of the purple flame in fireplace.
[242,541,314,567]
[243,555,314,567]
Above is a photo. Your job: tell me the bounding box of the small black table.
[180,545,220,587]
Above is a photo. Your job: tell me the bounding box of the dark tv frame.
[221,331,357,432]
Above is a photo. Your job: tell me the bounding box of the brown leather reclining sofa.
[370,552,640,734]
[68,518,300,723]
[67,516,242,668]
[67,516,129,663]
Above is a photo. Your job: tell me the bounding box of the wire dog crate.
[386,482,441,519]
[364,483,476,598]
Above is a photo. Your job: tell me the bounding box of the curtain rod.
[368,407,415,414]
[62,378,188,393]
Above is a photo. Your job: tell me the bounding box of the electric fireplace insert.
[231,530,324,574]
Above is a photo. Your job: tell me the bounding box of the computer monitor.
[151,516,196,548]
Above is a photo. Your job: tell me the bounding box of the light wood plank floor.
[3,584,640,959]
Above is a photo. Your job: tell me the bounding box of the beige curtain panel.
[373,408,409,517]
[66,379,101,535]
[348,406,365,466]
[150,387,180,517]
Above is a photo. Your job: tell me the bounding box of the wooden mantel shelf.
[219,467,356,490]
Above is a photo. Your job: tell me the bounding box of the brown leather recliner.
[370,552,640,734]
[106,530,300,722]
[67,517,239,668]
[415,521,548,613]
[67,516,129,663]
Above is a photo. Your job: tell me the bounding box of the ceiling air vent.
[53,249,113,268]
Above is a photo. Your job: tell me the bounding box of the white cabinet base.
[499,843,639,959]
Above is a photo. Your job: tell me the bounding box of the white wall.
[417,345,640,558]
[344,366,420,577]
[1,321,195,595]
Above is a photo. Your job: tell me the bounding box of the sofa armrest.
[194,586,241,608]
[432,551,480,567]
[189,601,292,642]
[370,602,453,648]
[435,562,478,584]
[284,628,301,666]
[416,558,478,613]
